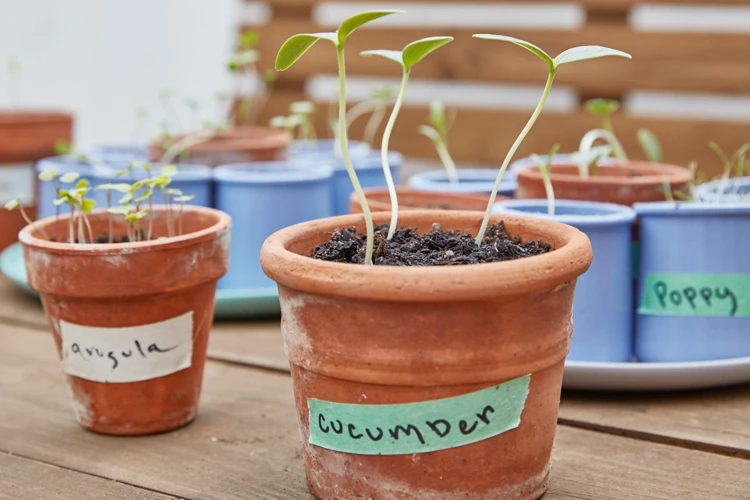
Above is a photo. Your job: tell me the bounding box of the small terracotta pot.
[261,211,592,499]
[20,206,230,435]
[349,187,505,214]
[0,110,73,251]
[515,162,692,206]
[148,126,290,166]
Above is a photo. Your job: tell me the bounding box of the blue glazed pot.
[287,139,370,160]
[214,161,334,289]
[494,199,637,362]
[634,202,750,362]
[408,169,517,198]
[694,177,750,203]
[36,156,98,220]
[90,162,213,208]
[88,143,148,163]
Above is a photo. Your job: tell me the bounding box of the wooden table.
[1,276,749,499]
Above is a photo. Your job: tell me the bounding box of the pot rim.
[213,160,333,184]
[516,161,692,186]
[260,210,592,302]
[494,199,637,227]
[19,205,231,255]
[92,162,212,182]
[150,126,290,154]
[410,168,517,184]
[634,201,750,217]
[0,110,73,125]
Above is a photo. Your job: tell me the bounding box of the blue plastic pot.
[35,156,98,220]
[90,162,213,208]
[328,152,403,215]
[634,202,750,362]
[287,139,370,160]
[694,177,750,203]
[494,199,637,362]
[408,169,517,198]
[214,161,334,289]
[88,143,148,163]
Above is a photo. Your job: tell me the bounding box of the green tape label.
[639,273,750,317]
[307,374,530,456]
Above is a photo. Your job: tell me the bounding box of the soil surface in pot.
[313,222,551,265]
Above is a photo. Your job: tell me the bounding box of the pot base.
[76,403,197,436]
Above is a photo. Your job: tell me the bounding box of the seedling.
[269,113,304,136]
[576,128,626,176]
[471,35,631,243]
[94,183,131,243]
[228,30,273,126]
[276,9,405,265]
[361,36,454,239]
[637,128,662,163]
[584,98,619,134]
[531,144,560,215]
[290,100,316,140]
[709,141,750,203]
[4,197,49,240]
[419,100,459,184]
[345,85,397,147]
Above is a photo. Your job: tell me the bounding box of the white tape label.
[0,163,34,205]
[60,312,194,383]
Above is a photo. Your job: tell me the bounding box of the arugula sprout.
[418,100,459,184]
[531,144,560,215]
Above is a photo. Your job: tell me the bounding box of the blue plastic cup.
[694,177,750,203]
[409,168,517,198]
[494,199,637,362]
[287,139,371,160]
[214,161,334,289]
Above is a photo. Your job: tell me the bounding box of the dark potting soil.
[49,230,145,244]
[312,222,552,266]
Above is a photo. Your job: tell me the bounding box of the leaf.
[553,46,631,68]
[637,128,663,163]
[38,169,58,182]
[269,115,288,128]
[360,49,404,66]
[4,199,19,210]
[54,139,73,156]
[161,164,178,177]
[473,34,553,70]
[115,169,130,178]
[228,49,260,70]
[75,178,90,189]
[275,33,337,71]
[402,36,453,70]
[166,188,183,196]
[175,195,195,203]
[119,192,134,204]
[584,98,620,118]
[112,183,132,193]
[82,199,96,213]
[239,30,259,49]
[290,100,314,115]
[59,172,80,184]
[108,205,132,215]
[337,10,404,44]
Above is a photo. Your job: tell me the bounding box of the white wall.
[0,0,239,148]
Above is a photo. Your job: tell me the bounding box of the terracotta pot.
[261,210,592,499]
[148,126,290,166]
[349,187,505,214]
[515,162,692,206]
[20,206,230,435]
[0,110,73,251]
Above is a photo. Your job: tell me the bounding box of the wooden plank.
[259,0,750,8]
[262,91,749,178]
[210,321,289,372]
[2,323,750,499]
[254,21,750,94]
[0,453,178,500]
[0,276,47,330]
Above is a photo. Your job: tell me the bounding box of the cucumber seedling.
[419,100,459,184]
[275,9,405,265]
[471,35,631,243]
[361,36,454,239]
[530,144,560,215]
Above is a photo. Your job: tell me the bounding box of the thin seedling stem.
[19,205,50,240]
[382,70,409,240]
[435,139,459,183]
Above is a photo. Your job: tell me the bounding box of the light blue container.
[494,199,637,362]
[287,139,370,160]
[214,161,334,289]
[90,162,213,208]
[88,143,148,164]
[35,156,98,220]
[694,177,750,203]
[634,202,750,362]
[409,169,517,198]
[328,152,403,215]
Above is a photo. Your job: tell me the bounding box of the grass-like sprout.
[418,100,459,184]
[530,144,560,215]
[276,9,405,265]
[577,128,627,177]
[471,35,631,243]
[345,85,396,147]
[290,100,316,140]
[709,141,750,203]
[637,128,663,163]
[4,196,49,240]
[159,130,216,165]
[361,36,454,240]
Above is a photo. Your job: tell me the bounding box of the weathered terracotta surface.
[349,187,505,214]
[261,211,593,499]
[515,162,692,206]
[20,206,230,435]
[0,110,73,250]
[148,126,290,166]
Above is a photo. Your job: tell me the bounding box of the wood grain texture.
[0,277,46,329]
[259,0,750,8]
[0,453,179,500]
[2,323,750,499]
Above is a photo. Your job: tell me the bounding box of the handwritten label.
[308,374,530,455]
[0,163,34,205]
[639,273,750,317]
[60,312,194,383]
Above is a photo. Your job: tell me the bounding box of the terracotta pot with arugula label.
[19,205,230,435]
[0,111,73,250]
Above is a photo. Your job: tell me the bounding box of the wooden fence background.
[248,0,750,177]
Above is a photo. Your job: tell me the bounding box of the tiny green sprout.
[661,177,675,203]
[4,199,19,211]
[471,35,631,243]
[531,144,560,216]
[637,128,662,163]
[362,36,454,239]
[239,30,259,49]
[174,195,195,235]
[290,101,316,141]
[161,164,178,177]
[577,128,627,173]
[344,85,395,147]
[419,99,459,184]
[584,98,619,133]
[54,139,73,156]
[709,141,750,203]
[276,9,405,265]
[228,49,260,71]
[5,196,50,240]
[38,169,59,182]
[59,172,80,184]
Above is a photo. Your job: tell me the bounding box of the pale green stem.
[346,99,378,128]
[541,167,556,216]
[68,205,75,244]
[476,71,556,245]
[337,45,374,265]
[18,205,49,240]
[602,116,614,135]
[662,178,674,202]
[435,138,459,183]
[382,69,408,240]
[579,128,628,165]
[159,130,215,164]
[364,102,386,148]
